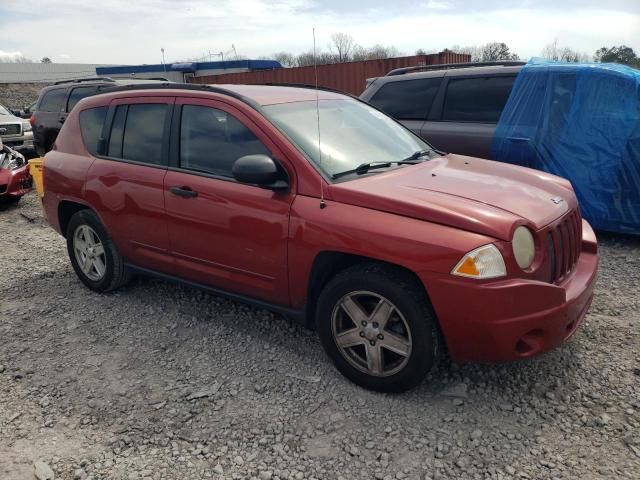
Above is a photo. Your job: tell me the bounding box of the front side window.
[79,106,107,155]
[369,78,442,120]
[38,88,66,112]
[443,76,516,123]
[179,105,269,177]
[264,99,434,180]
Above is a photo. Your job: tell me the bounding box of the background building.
[96,59,283,83]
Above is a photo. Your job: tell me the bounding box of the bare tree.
[330,33,356,63]
[542,39,589,63]
[273,51,297,68]
[41,57,52,64]
[477,42,519,62]
[447,43,518,62]
[0,54,33,63]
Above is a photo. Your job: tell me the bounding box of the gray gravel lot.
[1,192,639,480]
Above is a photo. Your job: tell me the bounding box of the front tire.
[317,263,440,393]
[66,209,130,292]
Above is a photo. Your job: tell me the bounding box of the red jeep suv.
[42,84,598,392]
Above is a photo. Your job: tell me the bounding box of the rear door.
[421,74,516,158]
[84,96,176,275]
[163,98,294,305]
[366,76,442,136]
[34,87,67,154]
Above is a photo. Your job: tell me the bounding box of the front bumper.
[0,164,33,198]
[421,220,598,363]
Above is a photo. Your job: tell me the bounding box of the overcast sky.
[1,0,639,64]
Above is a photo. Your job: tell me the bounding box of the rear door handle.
[59,117,66,124]
[170,186,198,198]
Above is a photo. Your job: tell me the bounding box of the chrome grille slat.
[547,208,581,283]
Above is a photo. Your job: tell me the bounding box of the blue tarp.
[491,59,640,235]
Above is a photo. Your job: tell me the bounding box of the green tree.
[594,45,640,67]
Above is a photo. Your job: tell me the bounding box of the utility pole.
[161,48,166,71]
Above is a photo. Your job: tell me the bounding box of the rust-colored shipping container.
[190,52,471,96]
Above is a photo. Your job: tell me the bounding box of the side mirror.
[232,154,288,190]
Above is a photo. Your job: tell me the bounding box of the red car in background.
[0,138,32,203]
[42,84,598,392]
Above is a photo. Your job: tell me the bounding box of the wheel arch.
[305,251,439,331]
[57,200,93,238]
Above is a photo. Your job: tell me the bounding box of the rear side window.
[443,76,516,123]
[106,104,167,165]
[38,88,66,112]
[179,105,269,177]
[67,86,99,112]
[79,107,107,155]
[369,78,442,120]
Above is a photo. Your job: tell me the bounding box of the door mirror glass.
[232,154,288,190]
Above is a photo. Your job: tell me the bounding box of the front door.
[163,99,294,305]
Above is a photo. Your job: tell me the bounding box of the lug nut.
[377,334,384,340]
[359,331,365,337]
[361,321,367,326]
[369,340,376,346]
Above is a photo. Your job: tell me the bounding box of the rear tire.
[0,195,21,204]
[317,263,440,393]
[66,209,130,292]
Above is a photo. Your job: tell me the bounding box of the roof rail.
[54,76,117,85]
[260,82,354,97]
[92,82,263,110]
[386,61,527,76]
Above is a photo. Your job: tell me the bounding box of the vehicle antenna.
[313,27,326,209]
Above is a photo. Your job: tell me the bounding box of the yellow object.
[455,257,480,276]
[28,158,44,198]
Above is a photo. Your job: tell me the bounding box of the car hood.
[328,154,577,240]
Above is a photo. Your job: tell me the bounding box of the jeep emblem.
[551,196,564,204]
[0,128,6,134]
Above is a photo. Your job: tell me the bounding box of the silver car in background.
[0,103,35,156]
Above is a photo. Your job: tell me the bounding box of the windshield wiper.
[331,150,432,180]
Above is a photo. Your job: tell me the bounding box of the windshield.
[0,105,11,116]
[264,99,437,179]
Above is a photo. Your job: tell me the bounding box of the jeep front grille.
[546,209,582,283]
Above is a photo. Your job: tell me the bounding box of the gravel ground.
[1,192,639,480]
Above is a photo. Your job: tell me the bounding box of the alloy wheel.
[73,225,107,281]
[331,291,412,377]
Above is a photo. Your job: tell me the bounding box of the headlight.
[0,150,26,171]
[512,226,535,269]
[452,244,506,279]
[22,121,32,132]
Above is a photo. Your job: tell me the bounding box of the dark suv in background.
[360,62,525,159]
[31,77,169,156]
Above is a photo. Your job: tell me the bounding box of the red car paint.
[42,86,598,363]
[0,164,32,199]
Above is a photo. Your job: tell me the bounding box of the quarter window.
[442,76,516,123]
[67,86,99,112]
[369,78,442,120]
[79,106,107,155]
[179,105,269,177]
[38,88,66,112]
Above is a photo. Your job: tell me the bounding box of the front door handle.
[59,116,66,124]
[170,186,198,198]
